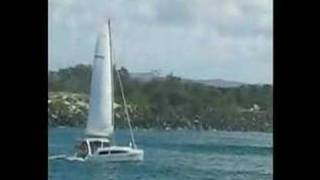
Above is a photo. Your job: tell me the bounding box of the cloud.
[49,0,273,84]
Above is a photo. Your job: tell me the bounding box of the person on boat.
[75,141,88,158]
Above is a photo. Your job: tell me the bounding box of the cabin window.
[90,141,102,154]
[103,142,110,147]
[98,150,127,155]
[110,150,127,154]
[98,151,109,155]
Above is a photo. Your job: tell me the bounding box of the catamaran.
[73,19,143,162]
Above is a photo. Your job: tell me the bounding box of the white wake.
[48,154,85,162]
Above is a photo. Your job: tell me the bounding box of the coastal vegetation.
[48,64,273,132]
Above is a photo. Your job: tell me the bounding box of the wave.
[146,142,272,155]
[48,154,85,162]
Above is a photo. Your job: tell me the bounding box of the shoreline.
[49,125,273,133]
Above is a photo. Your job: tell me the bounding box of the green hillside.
[48,64,273,132]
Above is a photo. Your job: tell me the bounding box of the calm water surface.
[49,127,272,180]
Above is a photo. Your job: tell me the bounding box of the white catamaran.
[73,19,143,162]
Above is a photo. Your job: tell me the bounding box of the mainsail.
[86,21,114,138]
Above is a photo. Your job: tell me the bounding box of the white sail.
[86,22,113,138]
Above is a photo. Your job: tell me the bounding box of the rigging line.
[108,19,136,148]
[116,66,137,148]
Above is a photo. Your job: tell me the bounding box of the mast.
[108,19,114,128]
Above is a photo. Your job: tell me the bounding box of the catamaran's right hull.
[87,149,144,162]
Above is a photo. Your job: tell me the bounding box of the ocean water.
[49,127,272,180]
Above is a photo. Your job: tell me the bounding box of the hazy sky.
[49,0,273,84]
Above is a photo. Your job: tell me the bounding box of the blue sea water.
[49,128,272,180]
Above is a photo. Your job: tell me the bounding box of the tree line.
[48,64,273,132]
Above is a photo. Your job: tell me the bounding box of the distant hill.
[195,79,246,88]
[130,72,246,88]
[130,72,163,82]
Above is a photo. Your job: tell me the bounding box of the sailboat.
[73,19,144,162]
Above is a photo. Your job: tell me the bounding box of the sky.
[49,0,273,84]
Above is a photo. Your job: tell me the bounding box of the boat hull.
[86,146,144,162]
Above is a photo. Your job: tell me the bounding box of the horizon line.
[48,63,273,85]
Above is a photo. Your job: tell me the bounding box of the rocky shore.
[48,92,272,132]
